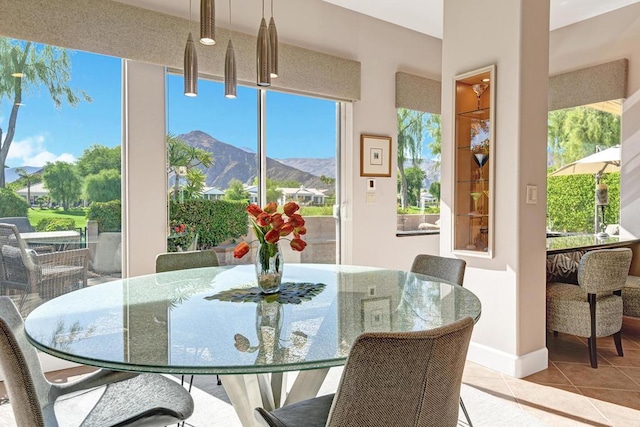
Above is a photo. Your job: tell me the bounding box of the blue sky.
[1,44,339,168]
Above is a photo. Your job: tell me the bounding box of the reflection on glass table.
[24,264,481,427]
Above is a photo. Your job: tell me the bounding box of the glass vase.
[255,242,283,294]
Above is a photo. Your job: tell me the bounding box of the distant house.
[16,182,49,204]
[201,187,225,200]
[279,186,327,206]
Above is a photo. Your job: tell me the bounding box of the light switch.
[366,192,376,204]
[526,185,537,204]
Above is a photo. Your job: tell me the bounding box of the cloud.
[7,134,76,167]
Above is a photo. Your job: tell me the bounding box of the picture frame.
[360,134,392,177]
[361,297,392,332]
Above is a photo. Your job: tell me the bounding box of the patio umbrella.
[548,145,620,236]
[549,145,620,177]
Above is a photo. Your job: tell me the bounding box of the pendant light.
[268,0,278,78]
[184,0,198,96]
[224,0,237,98]
[256,0,271,87]
[200,0,215,45]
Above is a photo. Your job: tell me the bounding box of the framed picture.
[361,297,392,332]
[360,134,392,177]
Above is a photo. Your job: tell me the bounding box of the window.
[396,108,441,234]
[166,75,340,264]
[0,36,122,316]
[546,103,621,235]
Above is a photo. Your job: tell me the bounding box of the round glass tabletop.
[24,263,481,375]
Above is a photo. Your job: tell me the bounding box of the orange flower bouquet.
[234,202,307,293]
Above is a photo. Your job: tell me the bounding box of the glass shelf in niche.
[457,108,490,120]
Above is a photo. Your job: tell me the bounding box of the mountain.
[277,158,336,179]
[4,166,43,184]
[179,131,325,189]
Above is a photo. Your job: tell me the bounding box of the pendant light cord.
[229,0,232,40]
[262,0,265,18]
[188,0,192,30]
[271,0,273,16]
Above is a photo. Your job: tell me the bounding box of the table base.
[221,368,330,427]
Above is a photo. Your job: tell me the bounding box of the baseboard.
[467,342,548,378]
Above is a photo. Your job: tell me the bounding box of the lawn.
[27,208,88,229]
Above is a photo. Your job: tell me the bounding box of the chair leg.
[459,397,473,426]
[217,374,222,386]
[588,294,598,368]
[553,331,558,337]
[613,331,624,357]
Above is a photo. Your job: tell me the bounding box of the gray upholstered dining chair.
[547,248,632,368]
[410,253,466,286]
[155,249,218,273]
[254,316,475,427]
[156,249,221,386]
[410,253,472,426]
[0,296,194,426]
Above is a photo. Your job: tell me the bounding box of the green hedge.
[87,200,122,232]
[35,217,76,231]
[0,188,29,217]
[170,199,248,249]
[547,173,619,233]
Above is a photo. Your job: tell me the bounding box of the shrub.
[84,169,121,203]
[87,200,122,232]
[0,188,29,217]
[35,217,76,231]
[170,199,248,249]
[547,173,620,233]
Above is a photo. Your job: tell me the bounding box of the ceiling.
[116,0,640,39]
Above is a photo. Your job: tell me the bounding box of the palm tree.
[15,167,41,205]
[167,133,214,201]
[0,38,91,187]
[397,109,427,209]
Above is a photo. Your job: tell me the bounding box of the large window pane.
[265,91,339,264]
[0,37,122,316]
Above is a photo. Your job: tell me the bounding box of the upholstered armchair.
[547,248,632,368]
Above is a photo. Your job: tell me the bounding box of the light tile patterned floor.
[4,317,640,426]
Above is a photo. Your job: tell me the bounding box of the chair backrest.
[410,254,467,286]
[0,297,52,426]
[0,218,34,233]
[0,224,36,285]
[578,248,632,294]
[155,250,219,273]
[326,316,474,427]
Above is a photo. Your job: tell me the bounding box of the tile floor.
[4,318,640,426]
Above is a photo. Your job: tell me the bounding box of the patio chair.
[254,317,475,427]
[0,296,194,426]
[410,253,472,426]
[0,217,35,233]
[547,248,632,368]
[0,223,88,309]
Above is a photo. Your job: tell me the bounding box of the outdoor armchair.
[0,223,88,310]
[0,296,194,426]
[254,317,475,427]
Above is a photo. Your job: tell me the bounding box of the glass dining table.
[24,263,481,426]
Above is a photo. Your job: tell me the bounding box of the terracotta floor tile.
[578,387,640,422]
[507,381,610,426]
[555,363,640,390]
[599,346,640,367]
[523,362,573,386]
[462,360,503,379]
[614,366,640,385]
